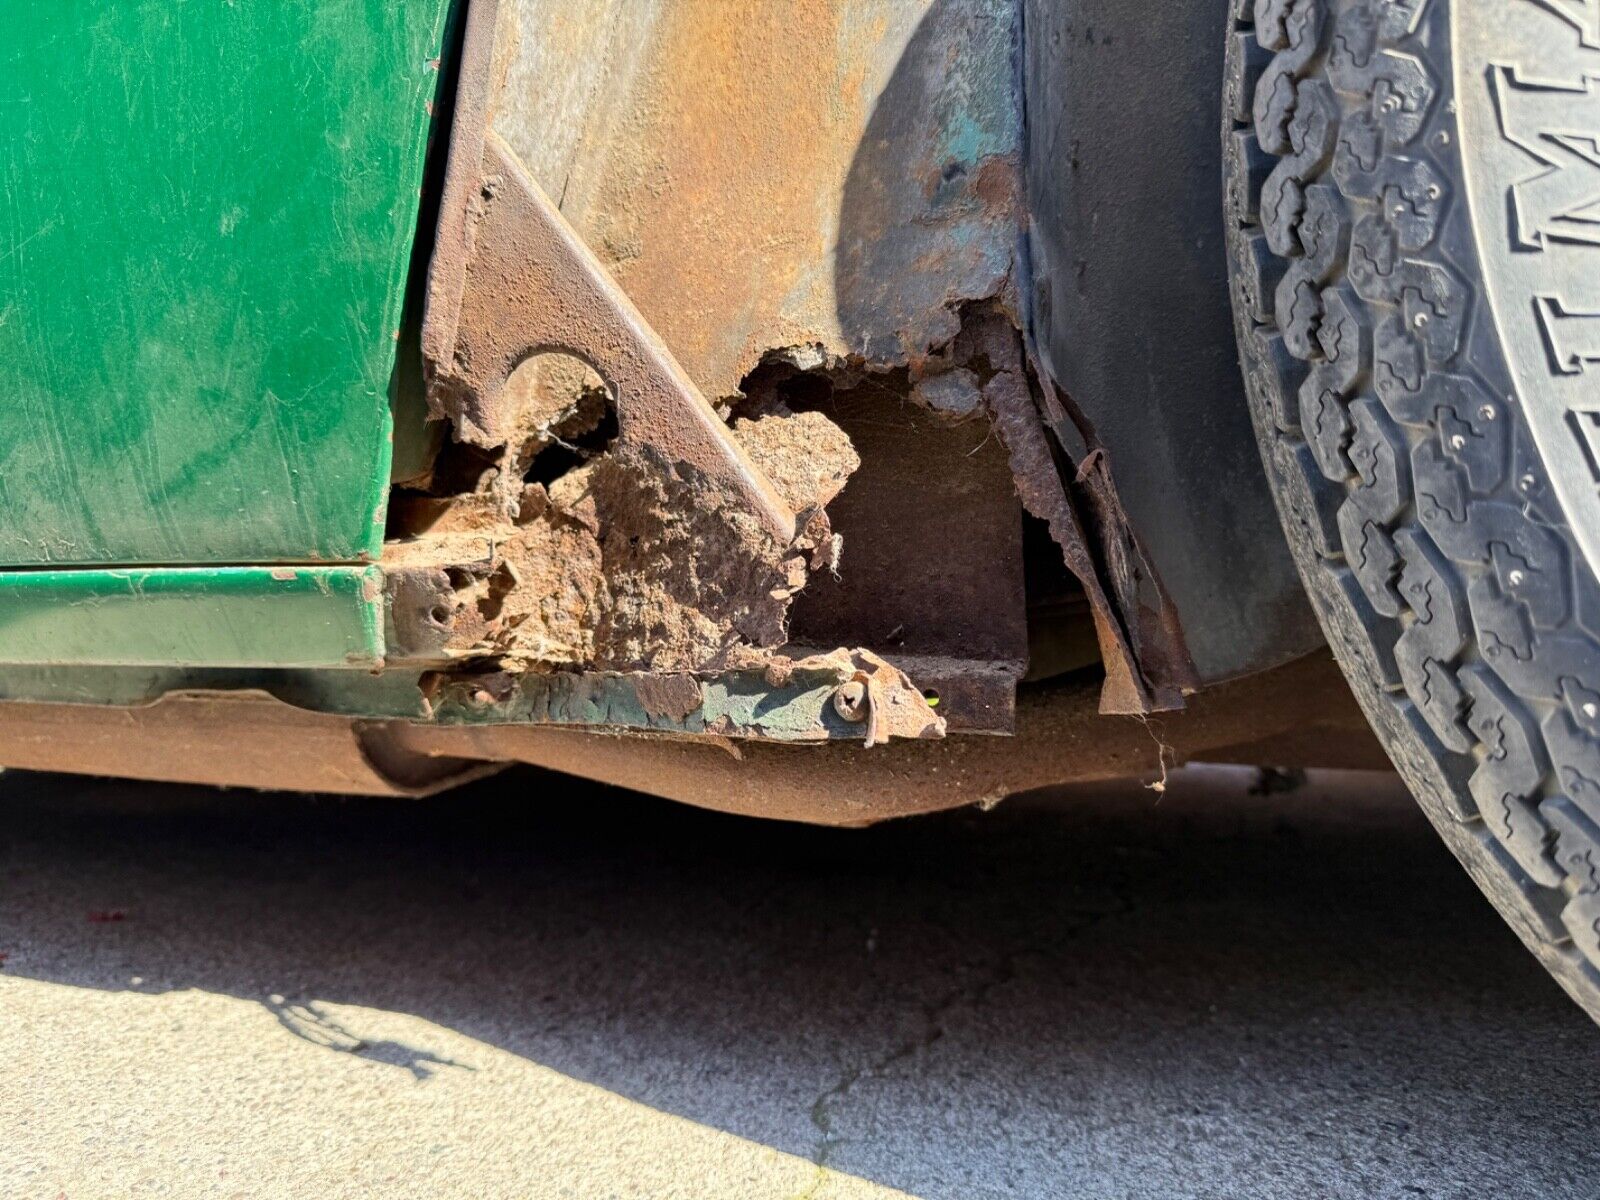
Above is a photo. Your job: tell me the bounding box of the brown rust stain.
[894,305,1195,715]
[631,672,702,722]
[979,358,1162,715]
[821,647,944,748]
[492,0,1024,398]
[390,404,858,675]
[385,651,1383,826]
[407,0,1190,725]
[560,0,862,393]
[1073,448,1200,704]
[417,0,862,685]
[559,445,795,672]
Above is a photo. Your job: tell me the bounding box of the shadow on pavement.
[2,763,1598,1198]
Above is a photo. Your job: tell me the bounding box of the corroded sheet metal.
[0,648,943,746]
[784,362,1030,732]
[0,691,494,797]
[422,0,791,532]
[388,651,1387,823]
[421,647,942,745]
[475,0,1197,717]
[416,0,854,678]
[402,0,1194,728]
[381,408,858,674]
[1022,0,1321,684]
[0,651,1384,816]
[425,114,793,544]
[490,0,1023,398]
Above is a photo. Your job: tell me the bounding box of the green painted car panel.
[0,567,385,669]
[0,2,453,567]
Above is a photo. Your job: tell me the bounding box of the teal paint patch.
[429,665,859,741]
[0,660,866,741]
[834,0,1024,363]
[939,111,993,167]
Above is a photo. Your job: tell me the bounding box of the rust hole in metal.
[505,351,618,488]
[410,349,618,519]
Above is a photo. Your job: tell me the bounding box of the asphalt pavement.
[2,763,1598,1199]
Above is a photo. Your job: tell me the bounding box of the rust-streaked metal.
[490,0,1024,400]
[0,690,496,798]
[421,650,1382,825]
[0,653,1384,822]
[422,0,794,544]
[411,0,1199,724]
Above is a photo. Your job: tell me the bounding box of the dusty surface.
[4,765,1599,1198]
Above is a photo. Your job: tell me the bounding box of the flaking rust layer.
[397,0,1192,733]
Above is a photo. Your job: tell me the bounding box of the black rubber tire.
[1224,0,1600,1022]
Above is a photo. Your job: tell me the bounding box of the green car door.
[0,2,453,665]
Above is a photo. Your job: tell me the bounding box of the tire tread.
[1224,0,1600,1019]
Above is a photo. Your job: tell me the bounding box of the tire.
[1224,0,1600,1022]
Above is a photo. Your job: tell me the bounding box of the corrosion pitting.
[409,0,868,693]
[552,438,846,673]
[746,300,1197,716]
[399,0,1188,734]
[1072,448,1199,706]
[389,407,858,675]
[977,312,1195,714]
[490,0,1026,399]
[414,646,943,746]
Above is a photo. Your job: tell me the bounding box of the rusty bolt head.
[832,680,869,723]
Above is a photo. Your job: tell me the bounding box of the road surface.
[2,763,1597,1198]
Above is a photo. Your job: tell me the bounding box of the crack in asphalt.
[804,881,1137,1172]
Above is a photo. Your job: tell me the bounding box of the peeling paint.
[417,646,942,744]
[394,0,1191,737]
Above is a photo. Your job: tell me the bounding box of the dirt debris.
[393,359,860,675]
[400,281,1190,720]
